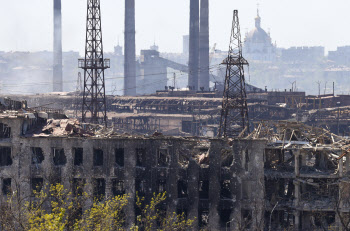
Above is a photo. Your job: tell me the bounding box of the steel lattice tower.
[79,0,110,126]
[219,10,249,138]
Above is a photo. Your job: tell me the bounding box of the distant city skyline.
[1,0,350,55]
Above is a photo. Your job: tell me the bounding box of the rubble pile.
[35,119,95,137]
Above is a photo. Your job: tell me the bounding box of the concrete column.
[187,159,199,230]
[198,0,209,91]
[339,156,344,177]
[208,140,221,230]
[346,153,350,173]
[53,0,63,92]
[294,181,300,208]
[105,178,113,199]
[167,142,178,215]
[295,150,300,176]
[124,0,137,96]
[124,141,136,228]
[188,0,200,91]
[294,211,300,231]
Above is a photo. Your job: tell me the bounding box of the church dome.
[245,10,271,44]
[246,27,270,43]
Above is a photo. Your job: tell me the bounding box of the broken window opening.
[0,123,11,138]
[199,180,209,199]
[53,148,66,166]
[0,147,12,167]
[31,178,43,194]
[157,207,167,227]
[93,178,106,200]
[73,148,83,166]
[136,148,146,167]
[93,149,103,166]
[198,209,209,228]
[2,178,11,195]
[221,149,233,167]
[182,121,192,133]
[300,178,338,202]
[31,147,44,165]
[157,180,166,194]
[176,208,188,219]
[177,180,188,198]
[220,180,232,199]
[264,149,295,172]
[73,178,85,196]
[219,209,232,228]
[115,148,124,167]
[242,209,252,229]
[157,149,169,167]
[136,179,146,197]
[112,180,125,196]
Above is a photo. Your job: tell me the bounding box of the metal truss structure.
[79,0,110,126]
[219,10,250,138]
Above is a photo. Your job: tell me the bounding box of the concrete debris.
[36,119,94,137]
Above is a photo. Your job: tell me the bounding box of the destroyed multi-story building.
[0,97,350,230]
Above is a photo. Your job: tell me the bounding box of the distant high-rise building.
[243,9,276,62]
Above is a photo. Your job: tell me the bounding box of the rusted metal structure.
[219,10,250,138]
[79,0,110,125]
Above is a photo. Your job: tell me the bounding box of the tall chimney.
[188,0,199,91]
[53,0,63,92]
[124,0,137,96]
[199,0,209,91]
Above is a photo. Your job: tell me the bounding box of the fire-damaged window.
[177,208,188,219]
[220,180,232,199]
[136,179,146,197]
[31,178,43,194]
[115,148,124,167]
[2,178,11,195]
[0,147,12,166]
[72,178,85,196]
[112,180,125,196]
[157,149,169,167]
[242,209,252,229]
[73,148,83,166]
[136,148,146,167]
[0,123,11,138]
[219,209,232,228]
[178,180,188,198]
[31,147,44,164]
[199,180,209,199]
[157,180,166,194]
[93,149,104,166]
[93,178,106,200]
[221,149,233,167]
[53,148,66,166]
[198,209,209,228]
[156,207,167,228]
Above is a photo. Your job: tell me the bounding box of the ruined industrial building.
[3,0,350,230]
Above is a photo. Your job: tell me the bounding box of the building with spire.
[243,9,276,61]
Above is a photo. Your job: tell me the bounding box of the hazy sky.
[1,0,350,55]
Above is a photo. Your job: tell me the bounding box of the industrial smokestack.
[124,0,137,96]
[188,0,199,91]
[199,0,209,91]
[53,0,63,92]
